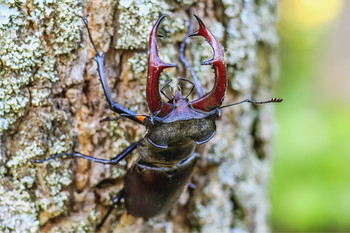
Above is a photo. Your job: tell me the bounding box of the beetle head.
[146,15,226,117]
[172,90,190,109]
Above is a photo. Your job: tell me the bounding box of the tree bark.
[0,0,279,232]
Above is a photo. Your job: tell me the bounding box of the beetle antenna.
[220,98,283,109]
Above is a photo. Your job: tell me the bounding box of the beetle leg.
[187,182,196,198]
[96,189,125,230]
[81,16,143,124]
[180,19,204,97]
[32,142,137,164]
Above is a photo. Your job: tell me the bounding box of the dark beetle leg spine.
[82,16,143,124]
[160,79,173,101]
[96,189,125,230]
[32,142,137,165]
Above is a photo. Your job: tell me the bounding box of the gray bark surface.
[0,0,279,232]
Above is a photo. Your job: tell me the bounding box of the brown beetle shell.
[124,153,199,218]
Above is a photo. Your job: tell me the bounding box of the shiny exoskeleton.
[32,14,282,228]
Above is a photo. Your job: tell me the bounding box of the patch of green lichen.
[256,0,278,46]
[34,54,59,82]
[158,42,178,85]
[31,131,72,224]
[32,154,72,224]
[2,132,72,226]
[48,210,98,233]
[27,0,82,56]
[0,0,39,132]
[220,0,259,94]
[128,52,148,80]
[0,0,82,231]
[221,0,278,95]
[0,0,81,132]
[115,0,170,49]
[7,143,44,172]
[0,180,40,233]
[0,140,42,232]
[192,190,233,232]
[214,1,278,232]
[49,135,70,154]
[31,88,51,106]
[98,119,129,179]
[159,16,187,42]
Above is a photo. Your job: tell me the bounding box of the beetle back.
[124,153,199,218]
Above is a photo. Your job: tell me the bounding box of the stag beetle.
[32,14,282,228]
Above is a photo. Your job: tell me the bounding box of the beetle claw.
[146,14,227,115]
[188,15,207,37]
[146,15,175,116]
[190,14,227,111]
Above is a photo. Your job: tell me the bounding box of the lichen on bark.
[1,0,82,231]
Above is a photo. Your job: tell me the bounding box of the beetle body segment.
[124,153,199,218]
[138,99,220,166]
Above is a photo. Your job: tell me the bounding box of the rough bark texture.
[0,0,279,232]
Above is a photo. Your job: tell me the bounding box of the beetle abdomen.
[124,153,199,218]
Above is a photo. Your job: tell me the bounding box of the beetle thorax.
[137,99,220,165]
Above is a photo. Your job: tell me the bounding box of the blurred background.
[270,0,350,231]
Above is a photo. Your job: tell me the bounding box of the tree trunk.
[0,0,279,232]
